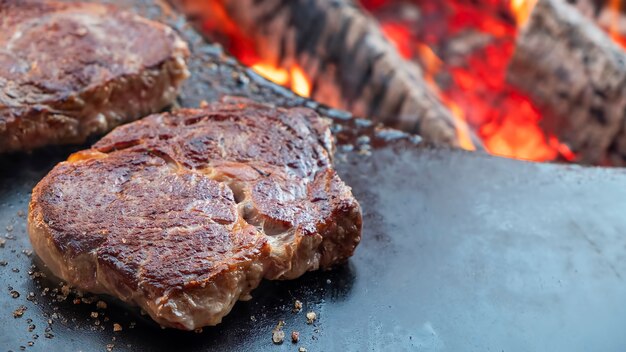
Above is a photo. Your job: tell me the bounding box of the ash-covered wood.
[567,0,626,37]
[507,0,626,165]
[172,0,482,149]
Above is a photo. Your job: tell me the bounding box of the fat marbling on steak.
[0,0,189,152]
[28,100,362,330]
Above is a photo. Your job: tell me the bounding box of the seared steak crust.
[0,0,189,152]
[29,101,362,329]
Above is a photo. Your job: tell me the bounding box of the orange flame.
[251,63,312,98]
[511,0,538,27]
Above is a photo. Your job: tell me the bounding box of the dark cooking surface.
[3,1,626,350]
[3,146,626,351]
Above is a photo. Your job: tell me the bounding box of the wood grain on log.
[171,0,482,149]
[507,0,626,165]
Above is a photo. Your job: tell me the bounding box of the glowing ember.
[609,0,626,47]
[369,0,573,161]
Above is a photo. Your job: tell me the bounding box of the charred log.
[507,0,626,165]
[171,0,482,149]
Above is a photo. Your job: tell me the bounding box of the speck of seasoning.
[271,320,285,344]
[13,305,27,318]
[81,296,96,304]
[0,261,7,266]
[32,334,39,339]
[73,298,81,304]
[90,312,98,318]
[0,239,6,248]
[17,210,25,218]
[106,343,114,352]
[60,285,70,296]
[291,331,299,343]
[298,347,307,352]
[28,324,35,332]
[96,300,107,309]
[12,267,19,273]
[19,345,25,351]
[44,332,54,339]
[6,224,13,232]
[193,327,202,334]
[10,290,19,298]
[113,323,123,332]
[326,279,332,284]
[293,300,303,313]
[250,315,256,322]
[21,249,32,257]
[27,341,34,347]
[306,311,316,324]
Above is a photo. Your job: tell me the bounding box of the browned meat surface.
[0,0,189,153]
[28,100,362,329]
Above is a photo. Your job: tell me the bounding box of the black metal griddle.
[3,1,626,351]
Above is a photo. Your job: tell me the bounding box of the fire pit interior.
[173,0,626,165]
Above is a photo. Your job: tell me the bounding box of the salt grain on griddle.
[113,323,123,332]
[298,347,307,352]
[96,300,108,309]
[10,290,19,298]
[306,311,316,324]
[291,331,299,343]
[0,239,6,248]
[271,320,286,344]
[90,312,99,318]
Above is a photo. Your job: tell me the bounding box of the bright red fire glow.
[369,0,577,161]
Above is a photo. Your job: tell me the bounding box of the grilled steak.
[0,0,189,153]
[29,100,362,330]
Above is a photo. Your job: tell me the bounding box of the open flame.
[251,64,311,98]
